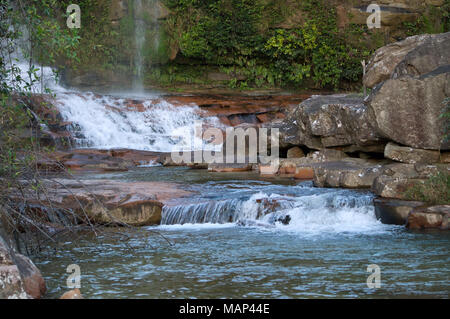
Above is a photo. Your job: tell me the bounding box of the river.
[34,167,450,298]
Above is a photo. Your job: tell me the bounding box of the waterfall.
[133,0,146,91]
[162,199,242,225]
[55,92,223,151]
[7,52,223,152]
[133,0,161,91]
[160,189,382,234]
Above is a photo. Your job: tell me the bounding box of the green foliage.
[170,0,264,64]
[403,1,450,36]
[441,97,450,144]
[262,0,370,89]
[0,0,79,178]
[405,172,450,205]
[1,0,80,93]
[179,21,212,59]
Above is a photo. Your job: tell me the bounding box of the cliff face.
[61,0,449,90]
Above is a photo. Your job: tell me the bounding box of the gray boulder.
[393,32,450,79]
[364,32,450,89]
[367,66,450,150]
[279,94,383,150]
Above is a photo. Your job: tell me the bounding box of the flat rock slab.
[37,149,163,172]
[384,142,441,164]
[27,179,192,226]
[208,163,254,172]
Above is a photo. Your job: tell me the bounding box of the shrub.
[405,172,450,205]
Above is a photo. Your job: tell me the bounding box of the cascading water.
[133,0,161,91]
[55,92,222,151]
[133,0,146,91]
[162,199,242,225]
[8,56,223,152]
[161,182,386,236]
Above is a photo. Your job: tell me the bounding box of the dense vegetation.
[405,172,450,206]
[0,0,84,252]
[161,0,373,89]
[55,0,450,91]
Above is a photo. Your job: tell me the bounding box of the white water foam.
[8,60,223,152]
[162,189,390,236]
[55,93,222,152]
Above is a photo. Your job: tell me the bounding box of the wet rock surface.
[36,149,162,172]
[374,198,425,225]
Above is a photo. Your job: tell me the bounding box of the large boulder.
[279,94,383,150]
[367,66,450,150]
[364,32,449,88]
[365,32,450,150]
[392,32,450,80]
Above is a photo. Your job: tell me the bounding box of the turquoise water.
[35,167,450,298]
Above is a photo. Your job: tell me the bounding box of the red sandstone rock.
[294,167,314,180]
[60,288,83,299]
[407,205,450,230]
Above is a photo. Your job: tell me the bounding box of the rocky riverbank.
[27,32,449,232]
[2,32,449,299]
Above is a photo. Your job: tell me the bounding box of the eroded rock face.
[279,94,383,150]
[312,159,387,189]
[384,142,441,164]
[392,32,450,80]
[371,163,449,199]
[166,94,307,127]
